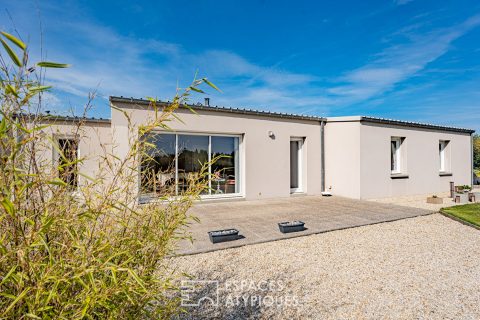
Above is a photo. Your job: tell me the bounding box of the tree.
[0,31,217,318]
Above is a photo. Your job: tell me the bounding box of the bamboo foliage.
[0,31,216,319]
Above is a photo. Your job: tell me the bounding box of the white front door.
[290,138,303,193]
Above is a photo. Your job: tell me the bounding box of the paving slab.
[176,195,433,255]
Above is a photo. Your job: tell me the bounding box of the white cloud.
[326,14,480,105]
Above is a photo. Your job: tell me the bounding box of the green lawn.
[441,203,480,227]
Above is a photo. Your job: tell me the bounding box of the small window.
[391,137,403,174]
[439,140,450,172]
[58,138,78,188]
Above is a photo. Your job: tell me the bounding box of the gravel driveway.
[172,214,480,319]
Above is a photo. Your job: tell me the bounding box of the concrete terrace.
[177,195,433,255]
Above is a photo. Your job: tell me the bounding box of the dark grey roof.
[361,116,475,134]
[37,96,467,134]
[109,96,326,122]
[14,113,111,124]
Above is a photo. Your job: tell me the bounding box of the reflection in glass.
[177,135,209,194]
[290,141,299,189]
[140,133,176,195]
[58,138,78,189]
[140,133,240,197]
[211,136,239,194]
[391,140,396,172]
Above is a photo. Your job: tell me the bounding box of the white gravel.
[171,214,480,319]
[367,192,460,211]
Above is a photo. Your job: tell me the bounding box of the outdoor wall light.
[268,131,275,139]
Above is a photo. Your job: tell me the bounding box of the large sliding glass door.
[140,132,240,198]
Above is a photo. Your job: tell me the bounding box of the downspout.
[320,120,325,192]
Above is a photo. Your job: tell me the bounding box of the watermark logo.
[180,279,299,308]
[180,280,219,307]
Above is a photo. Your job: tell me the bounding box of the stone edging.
[439,211,480,231]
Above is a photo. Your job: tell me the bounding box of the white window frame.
[391,137,402,174]
[439,140,448,172]
[139,131,243,201]
[52,134,80,189]
[290,137,304,194]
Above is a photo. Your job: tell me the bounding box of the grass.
[441,203,480,227]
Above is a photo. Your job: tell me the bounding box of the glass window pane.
[211,136,239,194]
[178,135,209,194]
[140,133,176,196]
[439,142,443,170]
[58,138,78,189]
[290,141,299,189]
[391,140,396,172]
[439,141,447,172]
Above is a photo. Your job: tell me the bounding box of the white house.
[33,96,475,201]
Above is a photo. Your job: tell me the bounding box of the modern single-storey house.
[34,96,475,201]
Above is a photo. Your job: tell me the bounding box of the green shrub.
[0,31,216,318]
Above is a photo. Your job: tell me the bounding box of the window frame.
[391,137,402,174]
[439,140,450,173]
[53,134,80,189]
[290,137,304,194]
[138,131,243,201]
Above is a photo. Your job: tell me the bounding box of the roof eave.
[360,116,475,134]
[14,113,111,124]
[109,96,326,122]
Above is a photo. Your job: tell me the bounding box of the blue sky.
[1,0,480,131]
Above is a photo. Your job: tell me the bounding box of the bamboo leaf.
[189,86,205,94]
[78,172,96,182]
[2,287,30,316]
[0,117,7,135]
[1,197,14,217]
[29,85,52,93]
[30,124,51,132]
[81,295,91,318]
[18,182,34,196]
[37,61,70,68]
[202,78,221,92]
[182,104,198,115]
[1,31,26,50]
[0,265,17,286]
[0,39,22,67]
[0,293,16,299]
[128,269,147,291]
[5,84,18,97]
[39,216,54,234]
[47,178,67,186]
